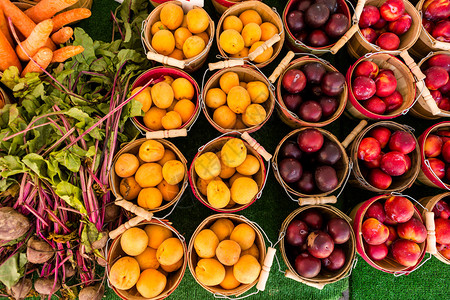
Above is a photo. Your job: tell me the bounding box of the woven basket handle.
[147,52,185,69]
[416,80,441,116]
[268,51,295,83]
[241,132,272,161]
[248,34,281,61]
[109,216,145,239]
[330,24,359,54]
[432,40,450,51]
[352,0,366,23]
[425,211,438,254]
[341,120,368,148]
[285,270,327,289]
[115,199,154,221]
[298,196,337,206]
[256,247,276,291]
[145,129,187,139]
[209,60,244,71]
[400,50,425,81]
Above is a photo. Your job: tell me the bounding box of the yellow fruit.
[205,88,227,109]
[230,224,255,250]
[121,227,149,256]
[242,104,267,126]
[151,21,168,35]
[216,151,235,179]
[162,160,185,185]
[260,22,278,41]
[233,255,261,284]
[160,3,184,30]
[242,23,261,47]
[158,149,176,166]
[186,8,209,34]
[194,229,219,258]
[144,107,166,131]
[195,258,226,286]
[151,30,175,56]
[135,163,163,188]
[236,155,260,176]
[213,106,237,129]
[119,177,142,200]
[249,41,273,63]
[239,82,247,89]
[220,266,241,290]
[139,140,165,163]
[174,27,192,50]
[161,111,182,130]
[197,177,211,196]
[194,152,221,180]
[145,225,173,249]
[174,99,196,123]
[115,153,139,178]
[221,138,247,168]
[246,81,269,103]
[231,177,258,205]
[157,179,180,201]
[220,29,245,55]
[223,15,243,33]
[239,10,262,26]
[241,243,259,260]
[138,187,163,209]
[195,32,209,45]
[136,269,167,298]
[227,86,251,114]
[156,237,184,265]
[151,82,174,109]
[183,36,205,59]
[160,258,183,272]
[210,218,235,241]
[229,173,250,186]
[230,47,249,59]
[164,76,174,85]
[135,247,160,270]
[219,71,240,94]
[168,48,185,60]
[109,257,140,290]
[172,77,195,100]
[181,15,188,28]
[168,99,178,111]
[207,179,231,209]
[216,240,241,266]
[131,86,152,112]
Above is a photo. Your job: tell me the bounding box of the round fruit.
[115,153,139,178]
[242,104,266,126]
[294,252,321,278]
[131,87,152,112]
[138,187,163,209]
[139,140,165,162]
[322,247,346,271]
[136,269,167,298]
[216,240,241,266]
[260,22,278,41]
[282,69,306,93]
[156,237,184,265]
[286,220,309,246]
[230,223,255,250]
[151,21,168,35]
[121,227,148,256]
[213,106,237,129]
[279,158,303,183]
[145,224,173,249]
[135,163,163,188]
[183,36,205,59]
[194,229,219,258]
[220,267,241,290]
[120,177,142,200]
[161,160,185,185]
[151,30,175,56]
[305,4,330,28]
[194,152,221,180]
[321,72,345,96]
[249,41,273,63]
[109,257,140,290]
[205,88,227,108]
[160,3,183,30]
[220,71,240,94]
[326,218,351,244]
[307,231,334,259]
[236,155,260,176]
[207,179,231,209]
[233,255,261,284]
[239,10,262,26]
[221,138,247,167]
[231,177,258,205]
[210,218,235,241]
[223,15,243,32]
[157,180,179,201]
[144,107,166,130]
[297,128,324,153]
[151,82,174,109]
[220,29,245,55]
[186,8,209,34]
[242,23,262,47]
[196,258,226,286]
[172,77,194,100]
[246,81,269,103]
[174,99,196,123]
[174,27,192,50]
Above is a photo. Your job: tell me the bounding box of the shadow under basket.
[187,213,266,297]
[109,138,188,214]
[349,194,427,274]
[107,219,187,300]
[348,121,420,193]
[279,205,356,290]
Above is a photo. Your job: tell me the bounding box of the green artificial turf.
[78,0,450,299]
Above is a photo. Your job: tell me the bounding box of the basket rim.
[416,0,450,48]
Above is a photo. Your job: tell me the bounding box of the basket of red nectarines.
[348,121,420,193]
[348,0,421,58]
[350,194,428,274]
[279,205,356,289]
[107,220,187,299]
[418,192,450,265]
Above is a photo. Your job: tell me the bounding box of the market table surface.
[74,0,450,299]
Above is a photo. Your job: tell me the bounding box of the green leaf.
[0,156,27,177]
[55,181,87,214]
[81,221,99,253]
[0,252,27,288]
[22,153,48,179]
[73,28,97,64]
[53,150,81,173]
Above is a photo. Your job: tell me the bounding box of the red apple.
[368,168,392,189]
[369,126,391,148]
[363,96,387,114]
[380,0,405,21]
[353,76,377,100]
[397,218,427,243]
[366,243,388,261]
[433,200,450,219]
[424,134,443,157]
[376,32,400,50]
[428,53,450,72]
[388,14,412,35]
[424,0,450,21]
[359,5,381,28]
[354,61,379,78]
[282,69,307,93]
[384,196,414,223]
[424,66,449,90]
[388,131,416,154]
[435,218,450,244]
[428,157,446,179]
[375,71,397,97]
[383,90,403,112]
[380,151,408,176]
[360,27,378,43]
[391,239,421,267]
[358,137,381,161]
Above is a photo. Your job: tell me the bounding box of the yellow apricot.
[221,138,247,168]
[231,177,258,205]
[197,177,212,196]
[161,111,183,130]
[194,152,221,180]
[151,82,174,109]
[144,107,166,131]
[174,27,192,50]
[160,257,183,272]
[145,225,173,249]
[260,22,278,41]
[156,237,184,265]
[157,179,180,201]
[121,227,149,256]
[186,8,209,34]
[195,258,226,286]
[139,140,165,163]
[136,268,167,298]
[216,151,236,179]
[174,99,196,124]
[236,155,260,176]
[210,218,235,241]
[220,266,241,290]
[168,48,185,60]
[230,223,255,250]
[183,36,205,59]
[115,153,139,178]
[207,179,231,209]
[229,173,250,186]
[109,256,140,290]
[241,243,259,260]
[138,188,163,209]
[249,41,273,63]
[151,30,175,56]
[219,71,240,94]
[157,149,176,166]
[242,104,267,126]
[135,247,160,270]
[131,86,152,112]
[164,76,174,85]
[230,47,249,59]
[172,77,195,100]
[162,160,185,185]
[151,21,168,35]
[233,254,261,284]
[213,106,237,129]
[227,86,251,114]
[119,177,142,200]
[246,81,269,103]
[160,3,184,30]
[223,15,243,33]
[205,88,227,109]
[135,163,163,188]
[216,240,241,266]
[195,32,210,45]
[194,229,219,258]
[242,23,261,47]
[220,29,245,55]
[239,10,262,26]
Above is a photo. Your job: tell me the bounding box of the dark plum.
[326,218,351,244]
[315,165,338,192]
[322,247,346,271]
[316,0,338,13]
[321,72,346,96]
[319,96,339,117]
[316,140,341,165]
[280,141,303,160]
[325,14,349,39]
[295,252,321,278]
[305,3,330,28]
[297,171,316,194]
[287,10,305,32]
[283,93,303,111]
[309,85,323,98]
[307,231,335,258]
[308,29,330,47]
[279,158,303,183]
[286,220,309,246]
[282,69,307,93]
[296,31,308,43]
[302,62,327,84]
[297,128,324,153]
[298,100,323,122]
[296,0,312,11]
[301,209,323,229]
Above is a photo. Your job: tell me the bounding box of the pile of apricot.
[205,71,269,130]
[193,218,261,289]
[194,138,261,209]
[109,225,184,298]
[115,140,185,209]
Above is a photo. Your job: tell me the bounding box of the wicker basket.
[187,214,267,297]
[279,205,356,289]
[417,122,450,189]
[349,194,427,274]
[143,1,215,72]
[347,0,421,58]
[348,121,420,193]
[107,219,187,300]
[216,1,285,68]
[418,192,450,265]
[274,56,348,128]
[202,65,275,134]
[211,0,262,14]
[346,53,416,119]
[18,0,92,11]
[109,138,188,215]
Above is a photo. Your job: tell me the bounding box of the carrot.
[0,0,36,37]
[0,9,12,45]
[51,27,72,44]
[0,28,21,72]
[16,19,53,61]
[52,8,91,33]
[25,0,78,23]
[51,45,84,63]
[21,47,52,77]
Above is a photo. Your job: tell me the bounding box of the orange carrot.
[51,27,72,44]
[25,0,78,23]
[0,9,12,45]
[21,47,52,77]
[0,0,36,37]
[51,45,84,63]
[16,19,53,61]
[0,28,21,72]
[52,8,91,33]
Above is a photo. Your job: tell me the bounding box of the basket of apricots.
[143,1,214,72]
[189,135,272,212]
[131,67,200,136]
[202,66,275,133]
[217,1,285,68]
[188,214,271,297]
[108,220,187,299]
[110,138,188,213]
